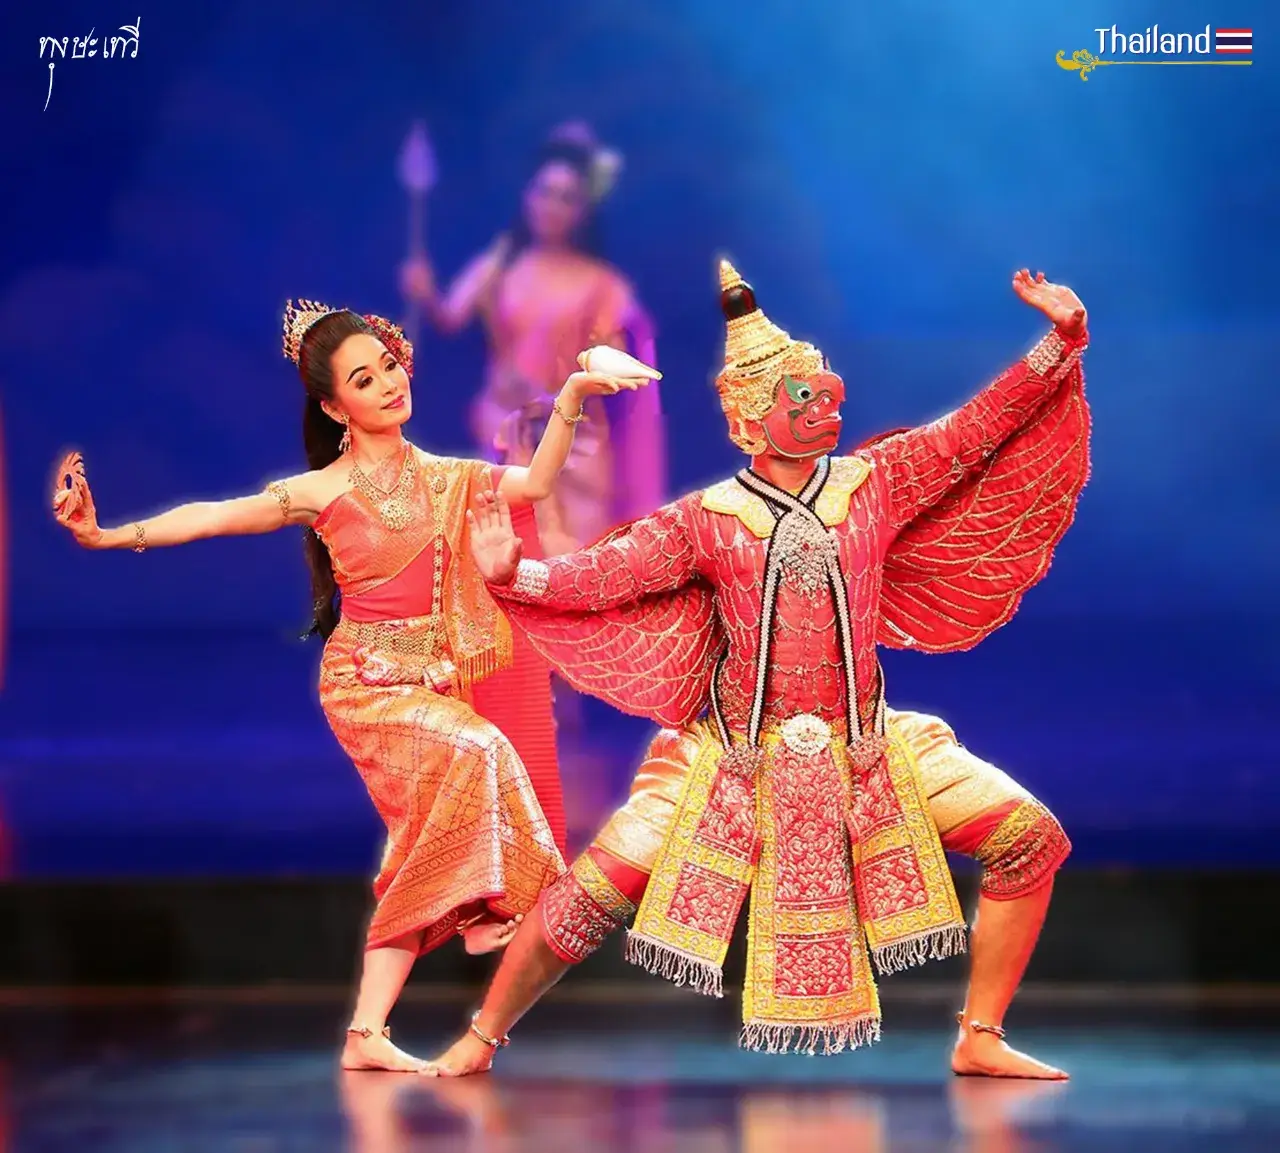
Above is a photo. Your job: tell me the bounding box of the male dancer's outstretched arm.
[864,270,1088,532]
[469,489,700,610]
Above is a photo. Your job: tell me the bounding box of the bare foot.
[341,1029,430,1073]
[422,1032,499,1078]
[952,1023,1068,1080]
[462,914,522,955]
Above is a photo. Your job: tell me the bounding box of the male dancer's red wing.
[492,502,724,729]
[863,358,1091,654]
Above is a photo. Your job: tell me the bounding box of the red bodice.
[687,498,873,731]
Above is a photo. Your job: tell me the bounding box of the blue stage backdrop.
[0,0,1275,876]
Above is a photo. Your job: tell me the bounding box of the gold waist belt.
[334,614,445,663]
[760,713,849,755]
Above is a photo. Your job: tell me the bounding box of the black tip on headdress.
[721,281,757,321]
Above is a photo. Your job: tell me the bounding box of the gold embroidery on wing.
[881,387,1089,648]
[521,594,719,724]
[509,498,714,719]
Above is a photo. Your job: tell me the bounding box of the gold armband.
[265,480,292,520]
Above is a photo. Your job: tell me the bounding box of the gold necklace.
[349,444,417,531]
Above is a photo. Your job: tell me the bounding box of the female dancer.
[400,121,664,556]
[51,301,654,1072]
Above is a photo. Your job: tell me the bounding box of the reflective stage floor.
[4,994,1279,1151]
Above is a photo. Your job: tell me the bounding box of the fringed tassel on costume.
[872,924,969,976]
[455,639,513,692]
[739,1015,882,1056]
[624,932,724,998]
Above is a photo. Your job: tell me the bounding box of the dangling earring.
[338,417,352,455]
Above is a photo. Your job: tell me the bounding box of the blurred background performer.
[401,120,667,815]
[400,121,666,556]
[395,120,565,843]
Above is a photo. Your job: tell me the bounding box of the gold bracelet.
[132,523,147,553]
[552,398,587,426]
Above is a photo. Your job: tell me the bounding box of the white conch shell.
[576,345,661,380]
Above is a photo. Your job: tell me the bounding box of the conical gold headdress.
[715,259,826,427]
[282,299,339,364]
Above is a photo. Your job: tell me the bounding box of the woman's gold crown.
[282,299,339,364]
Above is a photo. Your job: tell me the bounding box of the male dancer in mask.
[433,260,1089,1079]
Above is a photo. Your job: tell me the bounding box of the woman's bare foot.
[341,1028,430,1073]
[422,1031,498,1078]
[952,1022,1068,1080]
[462,914,522,956]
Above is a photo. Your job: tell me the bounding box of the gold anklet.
[468,1011,510,1050]
[956,1012,1006,1039]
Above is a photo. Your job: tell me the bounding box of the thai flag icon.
[1215,28,1252,53]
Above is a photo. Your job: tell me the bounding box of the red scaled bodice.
[687,499,884,733]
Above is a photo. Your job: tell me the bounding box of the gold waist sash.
[331,614,445,663]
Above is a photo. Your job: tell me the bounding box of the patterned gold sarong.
[320,614,563,954]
